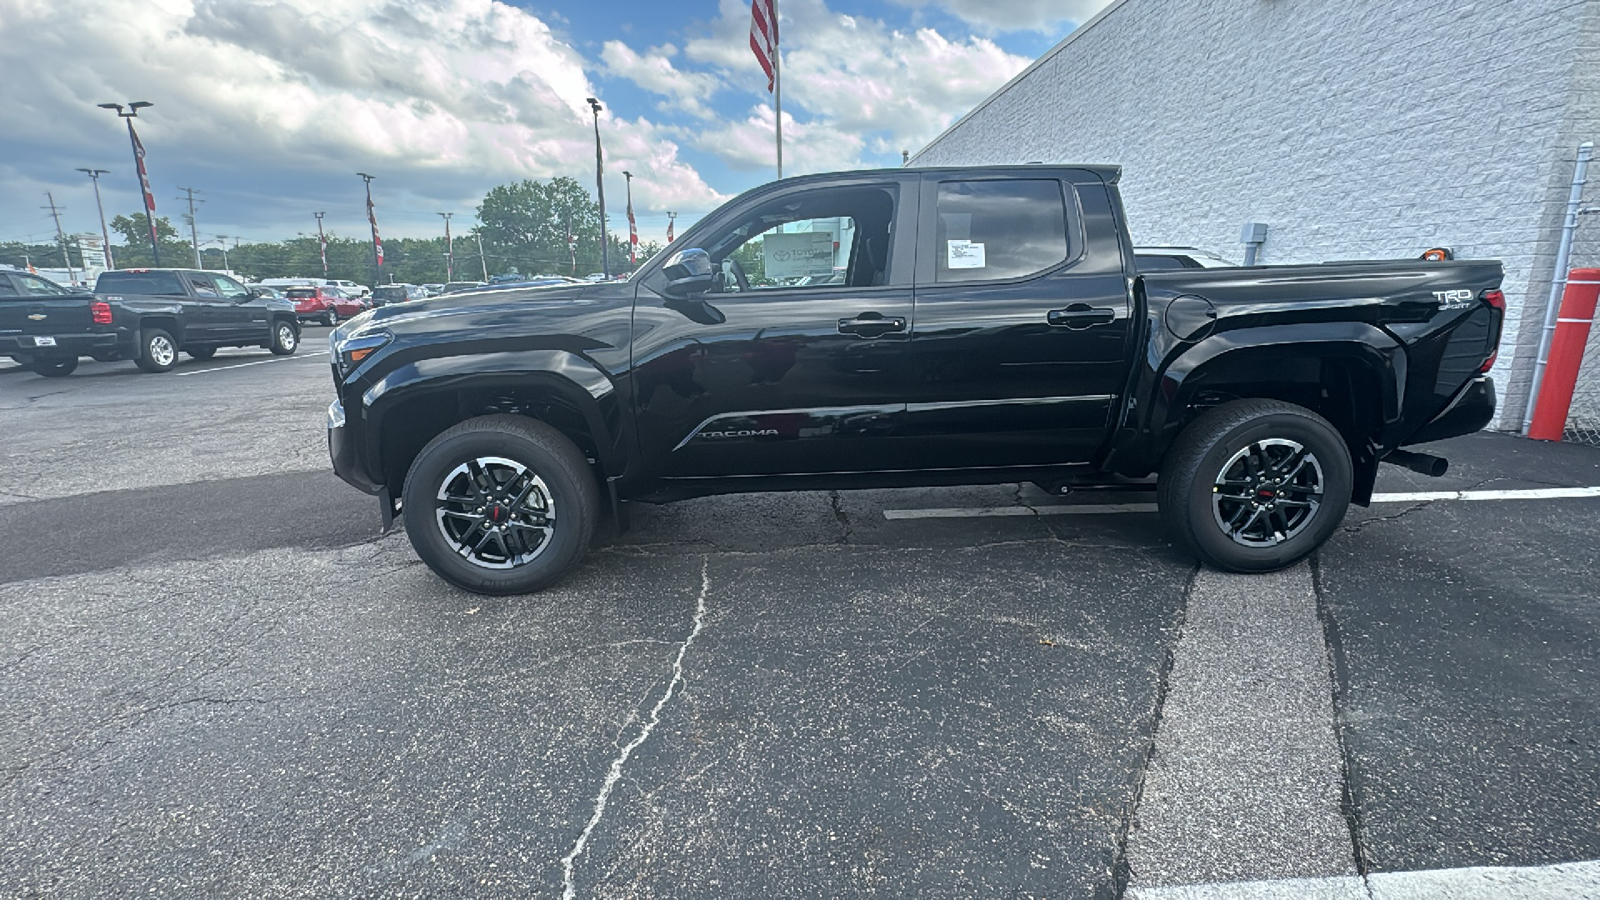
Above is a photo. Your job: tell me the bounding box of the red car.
[285,286,365,325]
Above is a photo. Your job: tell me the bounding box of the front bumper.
[328,398,382,494]
[1405,376,1496,445]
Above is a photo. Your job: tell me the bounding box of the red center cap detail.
[1258,489,1275,500]
[489,505,503,522]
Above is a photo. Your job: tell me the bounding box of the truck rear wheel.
[1157,399,1352,572]
[134,328,178,373]
[402,415,599,596]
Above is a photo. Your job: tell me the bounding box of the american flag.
[749,0,777,93]
[130,123,159,248]
[367,194,384,264]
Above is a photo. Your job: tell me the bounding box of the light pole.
[313,212,328,277]
[586,97,609,279]
[212,235,231,271]
[96,101,159,266]
[76,168,115,270]
[357,173,382,288]
[438,211,454,282]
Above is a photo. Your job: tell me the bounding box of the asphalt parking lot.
[2,335,1598,898]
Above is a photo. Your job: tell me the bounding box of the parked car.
[421,283,445,297]
[1133,246,1237,270]
[2,267,299,376]
[328,164,1503,595]
[330,279,370,298]
[370,284,429,306]
[441,281,487,294]
[285,286,363,325]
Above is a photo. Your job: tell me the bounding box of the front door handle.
[838,312,906,338]
[1047,304,1116,330]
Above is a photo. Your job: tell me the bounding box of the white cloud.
[689,105,868,176]
[892,0,1113,33]
[677,0,1033,174]
[0,0,723,238]
[601,42,721,120]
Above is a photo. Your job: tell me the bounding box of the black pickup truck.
[0,268,301,376]
[326,165,1503,594]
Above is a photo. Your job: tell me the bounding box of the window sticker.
[947,239,986,269]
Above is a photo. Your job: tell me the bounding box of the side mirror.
[662,248,714,298]
[247,288,263,300]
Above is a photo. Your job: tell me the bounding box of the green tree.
[477,176,616,277]
[107,213,194,268]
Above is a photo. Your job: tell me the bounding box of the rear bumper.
[1405,376,1496,445]
[328,398,382,495]
[0,333,119,356]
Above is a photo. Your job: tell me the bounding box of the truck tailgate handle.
[837,313,906,337]
[1047,304,1116,329]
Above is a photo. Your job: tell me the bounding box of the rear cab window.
[96,271,186,295]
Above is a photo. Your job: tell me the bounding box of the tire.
[269,320,298,355]
[402,415,599,595]
[90,350,121,363]
[1157,399,1352,572]
[134,328,178,373]
[187,346,217,360]
[30,356,78,377]
[321,310,337,326]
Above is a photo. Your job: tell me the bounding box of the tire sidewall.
[1183,411,1352,571]
[402,425,591,595]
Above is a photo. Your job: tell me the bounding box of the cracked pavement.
[3,348,1600,896]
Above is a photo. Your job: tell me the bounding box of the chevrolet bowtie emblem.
[27,314,46,320]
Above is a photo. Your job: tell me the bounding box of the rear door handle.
[838,313,906,338]
[1047,304,1116,329]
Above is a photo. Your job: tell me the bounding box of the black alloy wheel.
[402,415,598,595]
[1158,398,1352,572]
[1210,439,1325,547]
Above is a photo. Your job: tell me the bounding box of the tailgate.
[0,296,99,341]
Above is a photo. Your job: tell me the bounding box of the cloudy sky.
[0,0,1110,247]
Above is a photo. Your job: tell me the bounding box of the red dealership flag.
[666,218,674,244]
[367,194,384,265]
[129,123,160,250]
[750,0,777,92]
[626,201,638,265]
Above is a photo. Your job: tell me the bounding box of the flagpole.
[773,0,782,180]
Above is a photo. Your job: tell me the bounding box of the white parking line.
[881,486,1600,520]
[173,350,328,377]
[1130,859,1600,899]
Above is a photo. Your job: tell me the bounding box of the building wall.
[914,0,1596,430]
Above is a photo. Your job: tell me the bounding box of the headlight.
[334,330,392,377]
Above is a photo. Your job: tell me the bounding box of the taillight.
[91,301,113,324]
[1479,289,1505,373]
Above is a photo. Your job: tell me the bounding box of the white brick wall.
[915,0,1598,431]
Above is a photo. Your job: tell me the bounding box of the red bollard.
[1529,268,1600,440]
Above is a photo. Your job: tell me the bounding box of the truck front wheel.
[402,415,599,595]
[134,328,178,373]
[1158,399,1352,572]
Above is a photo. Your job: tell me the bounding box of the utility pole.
[214,235,231,271]
[357,173,382,288]
[438,212,454,282]
[97,101,159,266]
[313,211,328,277]
[43,192,77,285]
[475,231,489,281]
[76,168,115,270]
[586,97,609,278]
[176,186,203,267]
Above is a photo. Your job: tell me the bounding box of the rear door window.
[932,180,1070,284]
[14,274,68,296]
